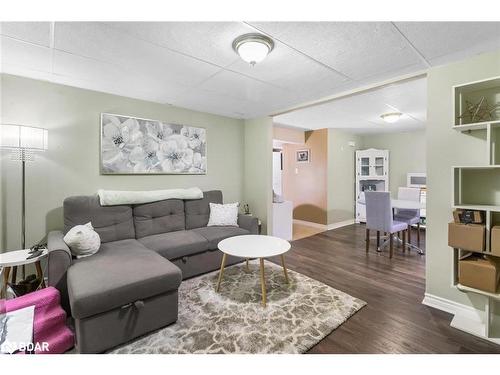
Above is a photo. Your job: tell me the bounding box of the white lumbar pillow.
[63,222,101,258]
[207,202,239,227]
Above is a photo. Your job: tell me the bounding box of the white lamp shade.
[0,124,48,151]
[236,41,271,65]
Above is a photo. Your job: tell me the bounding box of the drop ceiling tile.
[377,79,427,122]
[0,22,51,47]
[322,90,394,123]
[197,69,293,104]
[173,88,258,118]
[395,22,500,61]
[53,50,125,83]
[105,22,254,67]
[228,40,349,100]
[274,77,427,132]
[250,22,425,80]
[117,74,192,104]
[53,50,191,103]
[370,114,422,127]
[3,22,498,123]
[44,72,164,105]
[54,22,220,87]
[0,36,52,73]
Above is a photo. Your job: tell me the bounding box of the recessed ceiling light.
[380,112,402,123]
[232,33,274,66]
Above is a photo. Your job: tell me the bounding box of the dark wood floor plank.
[274,224,500,354]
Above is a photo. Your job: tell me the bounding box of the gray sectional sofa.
[46,190,259,353]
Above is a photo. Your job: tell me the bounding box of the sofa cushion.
[138,230,209,260]
[64,195,135,243]
[192,226,250,249]
[133,199,185,238]
[67,239,181,319]
[184,190,222,230]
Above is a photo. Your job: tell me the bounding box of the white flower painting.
[100,113,207,174]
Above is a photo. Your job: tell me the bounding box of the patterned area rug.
[110,260,366,354]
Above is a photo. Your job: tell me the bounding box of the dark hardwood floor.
[276,224,500,354]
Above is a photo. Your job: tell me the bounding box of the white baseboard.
[422,293,500,345]
[327,219,355,230]
[293,219,355,231]
[293,219,327,230]
[422,293,482,322]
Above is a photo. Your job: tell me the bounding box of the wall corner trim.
[422,292,482,321]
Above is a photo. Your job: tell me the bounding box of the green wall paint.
[360,129,426,197]
[426,50,500,314]
[0,74,248,251]
[243,117,273,234]
[327,129,361,225]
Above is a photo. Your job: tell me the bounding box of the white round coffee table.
[216,235,291,307]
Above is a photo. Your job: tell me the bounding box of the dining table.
[357,195,425,254]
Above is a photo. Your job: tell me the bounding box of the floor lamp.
[1,124,48,279]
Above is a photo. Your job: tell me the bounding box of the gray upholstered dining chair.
[394,187,421,247]
[365,191,408,258]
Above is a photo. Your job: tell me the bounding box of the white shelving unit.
[355,148,389,223]
[450,76,500,344]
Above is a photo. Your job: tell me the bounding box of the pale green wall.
[360,129,426,196]
[327,129,361,224]
[244,117,273,234]
[426,50,500,313]
[0,74,246,252]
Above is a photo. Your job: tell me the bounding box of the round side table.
[0,248,48,299]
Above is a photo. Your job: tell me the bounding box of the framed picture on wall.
[100,113,207,175]
[296,149,311,163]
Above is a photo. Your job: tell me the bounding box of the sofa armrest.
[238,214,259,234]
[47,230,72,293]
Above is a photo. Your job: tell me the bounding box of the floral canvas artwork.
[100,113,207,174]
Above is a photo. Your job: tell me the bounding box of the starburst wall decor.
[100,113,206,175]
[457,96,500,125]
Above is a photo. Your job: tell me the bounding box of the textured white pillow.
[207,202,239,227]
[63,222,101,258]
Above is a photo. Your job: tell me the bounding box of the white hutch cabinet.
[355,148,389,223]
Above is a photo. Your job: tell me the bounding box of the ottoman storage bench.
[68,239,182,353]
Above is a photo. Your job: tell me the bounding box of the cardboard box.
[459,254,500,293]
[448,222,485,252]
[453,209,484,224]
[491,226,500,256]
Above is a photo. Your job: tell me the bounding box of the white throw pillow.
[207,202,239,227]
[63,222,101,258]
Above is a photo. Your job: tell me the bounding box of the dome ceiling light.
[232,33,274,66]
[380,112,402,123]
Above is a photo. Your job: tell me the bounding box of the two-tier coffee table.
[216,235,291,307]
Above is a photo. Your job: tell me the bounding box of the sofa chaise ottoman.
[46,190,259,353]
[68,239,182,353]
